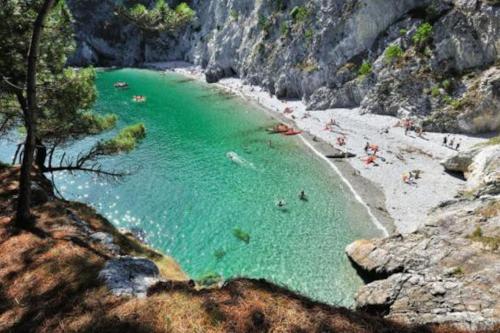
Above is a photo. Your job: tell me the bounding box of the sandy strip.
[144,62,487,234]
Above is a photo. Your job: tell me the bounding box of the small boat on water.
[114,81,129,88]
[133,95,147,103]
[283,129,302,136]
[267,123,290,134]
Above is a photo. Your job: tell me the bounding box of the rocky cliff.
[346,142,500,329]
[68,0,500,134]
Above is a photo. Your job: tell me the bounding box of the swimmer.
[299,190,307,201]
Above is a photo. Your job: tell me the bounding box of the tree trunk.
[35,138,47,172]
[16,0,56,228]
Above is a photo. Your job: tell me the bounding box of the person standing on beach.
[456,140,461,151]
[364,142,370,154]
[449,137,455,148]
[443,136,448,146]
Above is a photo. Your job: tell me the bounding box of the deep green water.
[0,69,381,306]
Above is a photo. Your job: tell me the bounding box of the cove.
[1,69,382,306]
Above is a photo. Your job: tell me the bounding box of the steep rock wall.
[67,0,500,133]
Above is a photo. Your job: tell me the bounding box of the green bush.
[99,123,146,154]
[413,23,433,48]
[197,272,223,286]
[384,45,404,63]
[442,79,453,93]
[296,60,319,73]
[430,86,441,97]
[175,2,196,19]
[290,6,309,24]
[280,21,290,37]
[304,28,314,43]
[358,60,372,77]
[230,9,239,21]
[258,15,272,34]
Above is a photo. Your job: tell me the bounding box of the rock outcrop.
[67,0,500,133]
[346,144,500,329]
[99,256,161,298]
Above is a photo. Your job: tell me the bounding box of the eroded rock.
[99,256,160,298]
[347,145,500,329]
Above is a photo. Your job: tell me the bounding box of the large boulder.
[441,143,500,195]
[205,65,226,83]
[30,182,50,206]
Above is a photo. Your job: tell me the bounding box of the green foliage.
[384,45,404,63]
[258,15,273,36]
[296,60,319,73]
[119,0,195,32]
[399,28,408,36]
[0,1,116,145]
[449,98,465,109]
[358,60,372,77]
[0,0,146,177]
[430,86,441,97]
[273,0,287,11]
[196,271,223,286]
[175,2,195,18]
[442,79,453,93]
[81,113,118,135]
[233,227,250,243]
[280,21,290,37]
[98,123,146,154]
[468,226,500,250]
[230,9,239,21]
[304,28,314,44]
[290,6,309,24]
[449,267,464,276]
[413,23,433,48]
[484,136,500,146]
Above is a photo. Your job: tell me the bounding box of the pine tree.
[0,0,145,227]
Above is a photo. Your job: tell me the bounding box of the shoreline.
[144,62,487,235]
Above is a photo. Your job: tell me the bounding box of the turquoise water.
[0,69,381,306]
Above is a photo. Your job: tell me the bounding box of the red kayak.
[283,129,303,136]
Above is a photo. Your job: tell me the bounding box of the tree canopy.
[117,0,196,32]
[0,0,146,177]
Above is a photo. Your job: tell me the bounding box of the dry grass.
[0,167,499,332]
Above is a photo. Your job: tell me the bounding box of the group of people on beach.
[402,170,421,185]
[362,142,380,166]
[401,118,425,138]
[443,136,461,151]
[324,118,338,132]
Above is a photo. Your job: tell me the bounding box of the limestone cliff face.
[346,144,500,329]
[67,0,499,134]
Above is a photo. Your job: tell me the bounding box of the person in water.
[277,200,286,208]
[299,190,307,201]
